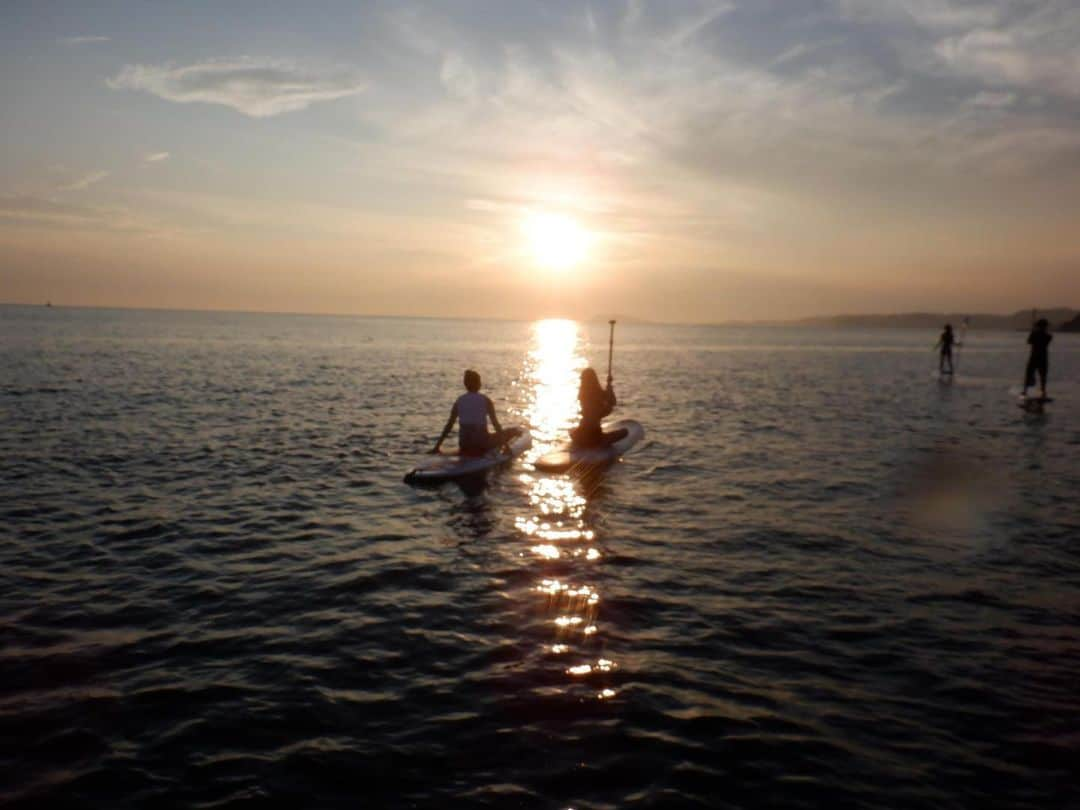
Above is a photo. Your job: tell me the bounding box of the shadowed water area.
[2,305,1079,809]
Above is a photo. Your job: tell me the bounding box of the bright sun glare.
[521,212,590,271]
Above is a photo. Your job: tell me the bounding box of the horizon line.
[1,300,1075,328]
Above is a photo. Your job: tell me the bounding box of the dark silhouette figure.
[1022,319,1052,398]
[570,368,628,448]
[935,324,955,374]
[432,370,520,456]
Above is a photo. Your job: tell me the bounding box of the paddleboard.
[404,427,531,485]
[533,419,645,473]
[1018,394,1053,410]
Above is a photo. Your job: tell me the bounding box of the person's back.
[1029,326,1052,357]
[580,382,615,426]
[571,367,625,448]
[431,369,520,456]
[455,390,491,453]
[937,324,955,373]
[1023,319,1053,396]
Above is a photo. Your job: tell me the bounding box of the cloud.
[664,1,735,48]
[968,90,1016,107]
[334,0,1080,254]
[0,194,161,235]
[58,36,110,45]
[58,170,109,191]
[830,0,1002,31]
[936,12,1080,99]
[143,152,170,163]
[107,59,367,117]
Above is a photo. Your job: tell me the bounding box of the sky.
[1,0,1078,322]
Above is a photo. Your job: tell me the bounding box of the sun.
[521,211,591,271]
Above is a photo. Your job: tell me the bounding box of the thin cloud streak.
[58,170,109,191]
[58,35,111,45]
[107,59,367,117]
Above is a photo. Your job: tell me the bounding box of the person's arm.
[602,383,617,417]
[432,402,458,453]
[485,396,503,433]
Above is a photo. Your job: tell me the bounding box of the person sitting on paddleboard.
[570,368,628,448]
[1021,318,1052,398]
[432,370,519,456]
[935,324,955,374]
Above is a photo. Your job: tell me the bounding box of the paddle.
[607,319,616,385]
[953,316,969,375]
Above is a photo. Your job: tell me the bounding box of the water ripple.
[2,308,1079,808]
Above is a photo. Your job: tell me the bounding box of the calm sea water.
[2,305,1079,809]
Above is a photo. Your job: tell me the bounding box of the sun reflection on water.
[519,319,617,700]
[523,319,584,452]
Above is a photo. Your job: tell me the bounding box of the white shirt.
[456,392,488,427]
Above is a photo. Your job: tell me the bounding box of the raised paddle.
[607,319,616,385]
[953,316,969,375]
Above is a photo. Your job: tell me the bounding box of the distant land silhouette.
[4,302,1079,330]
[589,313,654,324]
[783,308,1078,331]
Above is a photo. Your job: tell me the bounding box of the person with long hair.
[570,368,628,448]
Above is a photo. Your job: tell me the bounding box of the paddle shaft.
[954,316,969,374]
[607,320,616,382]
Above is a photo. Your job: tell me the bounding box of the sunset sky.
[1,0,1078,322]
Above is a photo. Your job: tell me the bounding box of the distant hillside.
[1061,314,1080,332]
[587,313,654,324]
[794,309,1078,331]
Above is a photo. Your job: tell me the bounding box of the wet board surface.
[533,419,645,473]
[404,428,531,484]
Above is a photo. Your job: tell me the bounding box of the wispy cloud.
[968,90,1016,108]
[830,0,1002,31]
[58,170,109,191]
[0,194,162,236]
[107,59,367,117]
[58,35,111,45]
[935,12,1080,99]
[143,152,170,163]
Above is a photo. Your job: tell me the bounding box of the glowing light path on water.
[519,319,617,700]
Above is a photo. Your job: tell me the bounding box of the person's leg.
[491,426,521,452]
[1038,359,1048,396]
[459,424,489,456]
[571,422,603,448]
[1023,357,1036,394]
[601,428,629,446]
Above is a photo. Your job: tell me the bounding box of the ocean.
[2,305,1078,809]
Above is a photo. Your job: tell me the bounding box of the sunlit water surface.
[2,306,1079,809]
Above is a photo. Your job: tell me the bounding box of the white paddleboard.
[533,419,645,473]
[404,427,531,485]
